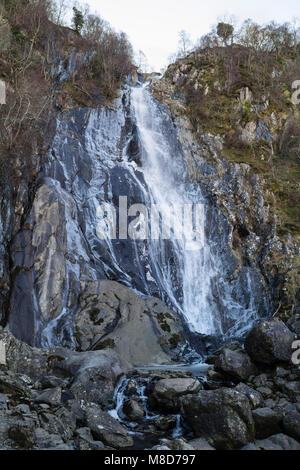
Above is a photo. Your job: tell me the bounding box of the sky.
[85,0,300,71]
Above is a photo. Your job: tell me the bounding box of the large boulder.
[181,388,255,449]
[74,280,186,367]
[52,348,126,407]
[85,405,133,448]
[215,344,256,381]
[151,378,201,411]
[245,320,294,364]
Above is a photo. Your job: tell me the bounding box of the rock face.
[245,320,295,364]
[151,52,300,320]
[181,388,255,449]
[3,79,281,350]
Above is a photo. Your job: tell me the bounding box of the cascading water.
[9,77,268,348]
[130,83,218,335]
[129,83,261,337]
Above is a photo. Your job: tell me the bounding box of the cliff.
[150,45,300,321]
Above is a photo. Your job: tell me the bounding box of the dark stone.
[35,387,62,406]
[152,378,201,411]
[282,411,300,442]
[252,408,282,439]
[235,383,263,409]
[181,388,255,449]
[242,433,300,450]
[287,315,300,338]
[215,344,256,381]
[245,320,294,364]
[123,399,145,422]
[85,405,133,448]
[74,427,105,450]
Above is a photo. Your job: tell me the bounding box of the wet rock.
[256,386,273,399]
[181,388,254,449]
[85,405,133,448]
[123,399,145,422]
[35,387,62,407]
[150,444,171,450]
[252,408,282,439]
[275,367,289,378]
[235,383,263,409]
[0,393,8,410]
[242,433,300,450]
[245,320,294,364]
[215,344,256,381]
[282,411,300,442]
[154,415,177,431]
[152,378,201,411]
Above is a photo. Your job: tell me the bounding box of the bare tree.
[135,49,149,73]
[177,30,193,57]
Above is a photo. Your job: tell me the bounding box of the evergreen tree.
[72,6,84,35]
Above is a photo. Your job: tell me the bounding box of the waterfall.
[131,84,218,335]
[10,78,267,348]
[127,82,263,337]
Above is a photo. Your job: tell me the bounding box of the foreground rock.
[252,408,282,439]
[245,320,294,364]
[85,405,133,448]
[151,378,201,411]
[242,434,300,450]
[214,343,256,381]
[282,411,300,442]
[181,388,255,449]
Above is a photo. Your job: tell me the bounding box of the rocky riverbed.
[0,314,299,451]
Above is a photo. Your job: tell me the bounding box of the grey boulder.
[181,388,255,449]
[245,320,294,364]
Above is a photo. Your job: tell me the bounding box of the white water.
[130,83,262,337]
[33,80,263,349]
[131,84,219,335]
